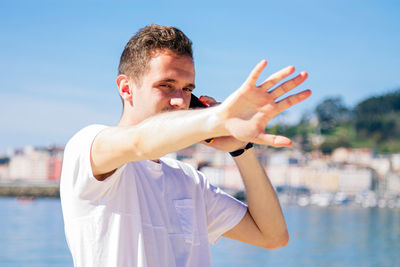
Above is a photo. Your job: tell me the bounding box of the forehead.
[143,51,195,83]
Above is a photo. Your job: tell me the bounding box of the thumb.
[255,133,292,147]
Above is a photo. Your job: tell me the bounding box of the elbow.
[127,134,159,161]
[272,233,289,249]
[262,231,289,250]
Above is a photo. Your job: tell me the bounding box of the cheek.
[152,91,172,109]
[184,94,192,107]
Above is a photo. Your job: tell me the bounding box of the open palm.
[218,60,311,147]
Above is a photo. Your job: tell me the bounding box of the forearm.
[130,107,226,159]
[92,106,227,175]
[233,148,288,245]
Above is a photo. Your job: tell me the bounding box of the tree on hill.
[314,96,352,134]
[355,90,400,116]
[355,89,400,142]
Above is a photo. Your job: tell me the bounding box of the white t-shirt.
[60,125,247,267]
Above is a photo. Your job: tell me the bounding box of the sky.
[0,0,399,154]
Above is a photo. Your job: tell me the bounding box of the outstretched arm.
[91,60,311,180]
[91,106,227,178]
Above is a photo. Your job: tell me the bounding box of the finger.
[245,60,267,85]
[199,95,217,106]
[258,65,295,91]
[275,89,312,111]
[254,133,292,147]
[269,72,308,99]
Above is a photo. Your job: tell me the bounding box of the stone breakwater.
[0,181,60,197]
[0,182,241,199]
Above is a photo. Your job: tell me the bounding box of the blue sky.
[0,0,399,153]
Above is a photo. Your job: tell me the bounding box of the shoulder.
[68,124,109,143]
[65,124,108,152]
[62,124,109,169]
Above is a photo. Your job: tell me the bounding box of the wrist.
[229,142,254,157]
[208,105,229,137]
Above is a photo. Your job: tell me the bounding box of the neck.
[118,115,134,127]
[118,108,143,127]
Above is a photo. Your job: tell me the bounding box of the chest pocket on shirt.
[173,198,200,246]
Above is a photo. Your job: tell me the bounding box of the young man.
[60,24,311,267]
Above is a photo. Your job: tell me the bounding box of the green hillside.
[267,89,400,154]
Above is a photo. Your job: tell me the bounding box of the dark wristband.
[229,142,254,157]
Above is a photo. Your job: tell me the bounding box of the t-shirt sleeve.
[61,125,125,204]
[201,174,248,244]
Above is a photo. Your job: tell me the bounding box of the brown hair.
[118,24,193,83]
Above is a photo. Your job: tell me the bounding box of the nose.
[169,90,187,110]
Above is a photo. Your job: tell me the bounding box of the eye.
[159,84,172,88]
[183,87,193,93]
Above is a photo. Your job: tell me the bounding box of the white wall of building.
[8,147,50,181]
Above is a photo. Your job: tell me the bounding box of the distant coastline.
[0,181,59,197]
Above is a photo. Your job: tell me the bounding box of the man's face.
[130,50,195,121]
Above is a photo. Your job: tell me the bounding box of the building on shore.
[0,157,10,179]
[4,146,63,182]
[0,143,399,200]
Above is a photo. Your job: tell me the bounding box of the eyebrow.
[158,79,195,89]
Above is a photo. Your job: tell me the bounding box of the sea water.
[0,197,399,266]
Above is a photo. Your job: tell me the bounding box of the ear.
[116,75,133,106]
